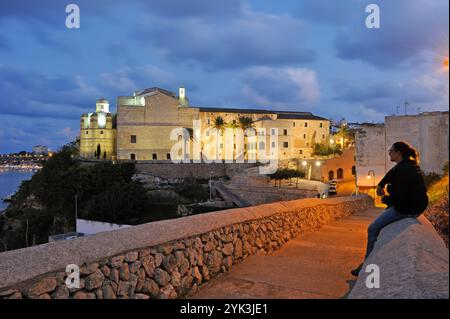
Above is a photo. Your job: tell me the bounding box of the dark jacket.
[378,159,428,215]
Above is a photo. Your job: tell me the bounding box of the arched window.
[351,165,356,176]
[337,168,344,179]
[328,171,334,180]
[130,153,136,160]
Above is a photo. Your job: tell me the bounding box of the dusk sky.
[0,0,448,153]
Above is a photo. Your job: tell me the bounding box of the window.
[293,122,296,127]
[320,122,323,128]
[271,129,276,135]
[328,171,334,180]
[352,166,356,176]
[178,135,182,141]
[207,119,210,125]
[322,134,325,139]
[130,153,136,160]
[337,168,344,179]
[220,143,223,149]
[300,150,303,154]
[283,142,289,148]
[303,133,307,139]
[259,142,265,150]
[100,131,104,135]
[152,153,157,160]
[283,129,287,136]
[166,153,171,160]
[86,131,88,135]
[271,141,276,148]
[130,135,137,143]
[304,122,308,127]
[206,130,210,137]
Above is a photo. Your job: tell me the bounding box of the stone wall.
[348,215,449,299]
[134,162,256,180]
[0,195,373,299]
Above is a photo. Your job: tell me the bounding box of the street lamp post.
[367,170,376,198]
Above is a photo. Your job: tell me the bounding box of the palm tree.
[212,116,226,132]
[335,124,354,148]
[238,116,255,131]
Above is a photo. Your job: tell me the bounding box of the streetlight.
[209,170,213,201]
[367,170,376,198]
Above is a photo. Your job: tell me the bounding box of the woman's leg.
[364,206,407,260]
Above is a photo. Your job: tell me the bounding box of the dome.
[97,97,108,103]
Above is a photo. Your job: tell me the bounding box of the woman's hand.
[376,186,385,196]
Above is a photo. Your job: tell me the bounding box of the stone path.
[191,208,381,299]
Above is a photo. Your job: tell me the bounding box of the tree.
[335,124,355,148]
[103,151,106,159]
[238,116,255,131]
[212,116,226,132]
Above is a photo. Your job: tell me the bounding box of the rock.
[192,267,202,283]
[117,281,132,298]
[178,258,190,276]
[109,256,124,268]
[102,282,116,299]
[68,278,85,293]
[134,293,150,299]
[28,277,57,297]
[157,284,177,299]
[157,244,173,255]
[142,279,159,297]
[222,243,234,256]
[55,272,66,285]
[138,249,151,259]
[173,242,185,250]
[80,263,99,276]
[84,269,105,291]
[181,276,194,290]
[161,254,177,273]
[52,285,69,299]
[185,247,198,266]
[0,289,19,297]
[95,288,103,299]
[174,251,185,267]
[109,269,119,284]
[124,251,139,262]
[154,268,171,286]
[129,274,138,298]
[222,256,233,271]
[119,263,130,281]
[206,251,223,274]
[136,268,146,280]
[100,265,111,278]
[204,241,215,252]
[171,271,181,287]
[35,293,51,299]
[129,261,141,274]
[72,291,96,299]
[154,253,164,268]
[201,266,210,282]
[141,255,156,277]
[7,292,22,299]
[234,239,243,258]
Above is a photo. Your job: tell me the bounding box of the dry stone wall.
[0,196,373,299]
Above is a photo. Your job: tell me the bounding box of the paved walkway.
[192,208,382,299]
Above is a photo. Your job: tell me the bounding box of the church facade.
[79,87,331,162]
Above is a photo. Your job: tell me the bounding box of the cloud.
[0,65,101,119]
[239,66,320,110]
[137,7,315,70]
[332,71,449,115]
[333,0,449,69]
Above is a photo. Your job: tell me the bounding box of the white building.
[355,111,449,187]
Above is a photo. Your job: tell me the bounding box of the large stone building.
[80,87,331,162]
[355,111,449,187]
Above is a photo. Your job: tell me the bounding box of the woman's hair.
[392,141,419,163]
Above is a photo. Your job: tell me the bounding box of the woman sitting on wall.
[351,141,429,276]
